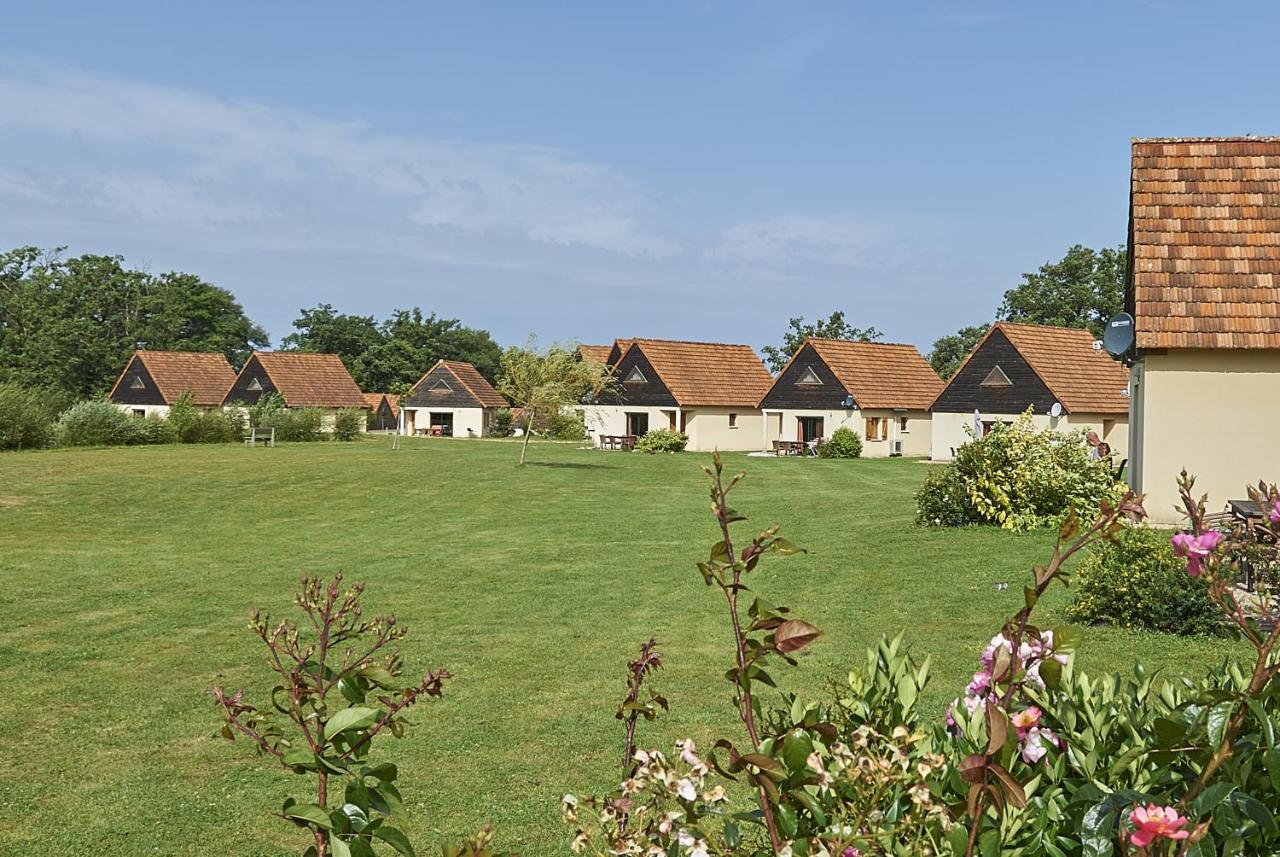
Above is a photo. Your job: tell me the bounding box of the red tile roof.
[362,392,400,418]
[939,322,1129,414]
[576,344,612,364]
[1130,137,1280,348]
[410,360,507,408]
[109,350,235,406]
[776,339,943,410]
[248,352,367,408]
[624,339,773,407]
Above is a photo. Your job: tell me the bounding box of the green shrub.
[817,426,862,459]
[136,412,178,445]
[262,408,325,442]
[491,408,515,438]
[245,392,286,428]
[166,393,199,440]
[0,382,62,450]
[548,410,586,440]
[1067,525,1220,635]
[915,464,977,527]
[54,400,146,447]
[635,428,688,454]
[916,409,1121,530]
[333,408,365,441]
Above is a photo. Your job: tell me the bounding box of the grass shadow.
[524,461,619,470]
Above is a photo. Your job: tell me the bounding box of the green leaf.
[325,707,380,740]
[373,825,415,857]
[780,730,814,773]
[1192,782,1236,816]
[1039,657,1063,690]
[329,834,352,857]
[774,803,798,839]
[283,802,334,830]
[723,820,741,849]
[282,748,317,771]
[770,537,805,556]
[1208,701,1235,749]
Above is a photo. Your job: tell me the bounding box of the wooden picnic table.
[599,434,637,450]
[772,439,810,457]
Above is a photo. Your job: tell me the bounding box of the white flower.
[689,841,709,857]
[675,778,697,802]
[677,829,695,847]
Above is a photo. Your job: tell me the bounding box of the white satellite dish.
[1049,402,1063,417]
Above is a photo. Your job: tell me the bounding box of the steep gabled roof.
[621,339,772,407]
[242,352,367,408]
[934,322,1129,414]
[576,344,612,364]
[409,360,507,408]
[1129,137,1280,348]
[362,392,400,419]
[765,339,942,410]
[109,350,236,406]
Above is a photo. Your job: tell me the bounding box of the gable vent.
[129,376,146,390]
[980,365,1013,388]
[429,379,453,393]
[623,366,648,385]
[247,377,264,392]
[796,366,823,386]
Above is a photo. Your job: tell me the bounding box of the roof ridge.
[1133,136,1280,143]
[994,320,1098,337]
[807,337,923,349]
[629,337,759,350]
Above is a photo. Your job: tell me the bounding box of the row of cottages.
[929,322,1131,460]
[109,350,237,417]
[759,339,941,457]
[580,339,773,451]
[1124,137,1280,524]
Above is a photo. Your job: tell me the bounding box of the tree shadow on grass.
[523,461,619,470]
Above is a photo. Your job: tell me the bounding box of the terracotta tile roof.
[410,360,507,408]
[109,350,236,406]
[625,339,773,407]
[577,344,612,364]
[1130,137,1280,348]
[794,339,943,410]
[964,322,1130,414]
[362,392,399,418]
[250,352,368,408]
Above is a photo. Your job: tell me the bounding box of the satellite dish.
[1103,312,1137,362]
[1049,402,1063,418]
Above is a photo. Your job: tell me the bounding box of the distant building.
[929,322,1129,460]
[582,338,772,451]
[108,350,236,417]
[759,339,942,457]
[223,352,367,428]
[400,360,507,437]
[363,392,400,432]
[1125,137,1280,523]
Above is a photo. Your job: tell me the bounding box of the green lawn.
[0,439,1241,856]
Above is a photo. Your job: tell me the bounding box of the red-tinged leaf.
[959,753,988,784]
[774,619,822,655]
[989,763,1026,809]
[986,701,1009,755]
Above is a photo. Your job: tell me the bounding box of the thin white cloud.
[0,59,680,256]
[709,214,894,267]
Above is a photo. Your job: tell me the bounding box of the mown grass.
[0,439,1242,855]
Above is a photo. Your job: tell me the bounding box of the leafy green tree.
[497,340,615,465]
[281,304,383,369]
[761,310,883,372]
[928,323,988,379]
[998,244,1125,337]
[0,246,267,399]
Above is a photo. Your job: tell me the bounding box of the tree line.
[0,246,503,401]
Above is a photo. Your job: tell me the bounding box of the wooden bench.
[244,426,275,447]
[599,434,637,450]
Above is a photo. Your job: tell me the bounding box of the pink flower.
[966,669,992,696]
[1270,500,1280,524]
[1129,804,1190,848]
[1172,530,1222,576]
[1018,726,1060,763]
[1010,707,1041,734]
[843,848,862,857]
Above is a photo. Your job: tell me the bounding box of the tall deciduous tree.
[761,310,883,372]
[928,323,989,379]
[497,340,615,465]
[0,246,267,400]
[998,244,1125,337]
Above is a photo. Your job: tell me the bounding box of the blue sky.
[2,2,1277,353]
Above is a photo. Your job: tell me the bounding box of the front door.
[798,416,824,443]
[626,412,649,436]
[429,411,454,436]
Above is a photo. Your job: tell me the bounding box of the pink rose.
[1129,804,1190,848]
[1172,530,1222,577]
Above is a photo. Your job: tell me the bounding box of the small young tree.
[496,339,614,465]
[211,574,450,857]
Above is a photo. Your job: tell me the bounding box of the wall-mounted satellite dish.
[841,394,855,408]
[1103,312,1137,363]
[1049,402,1063,418]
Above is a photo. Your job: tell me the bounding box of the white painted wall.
[930,410,1126,461]
[683,407,764,451]
[115,403,170,418]
[401,406,487,437]
[761,408,932,458]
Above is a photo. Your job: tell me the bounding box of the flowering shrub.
[636,428,689,453]
[916,410,1121,530]
[915,464,977,527]
[1066,525,1220,636]
[817,427,862,459]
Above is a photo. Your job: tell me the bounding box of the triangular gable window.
[247,377,264,392]
[623,367,648,385]
[130,376,146,390]
[981,365,1013,388]
[429,379,453,393]
[795,366,823,386]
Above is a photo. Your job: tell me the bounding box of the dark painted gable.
[371,399,397,430]
[759,344,853,409]
[223,355,279,405]
[932,329,1057,414]
[110,356,168,406]
[403,365,485,409]
[609,347,677,407]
